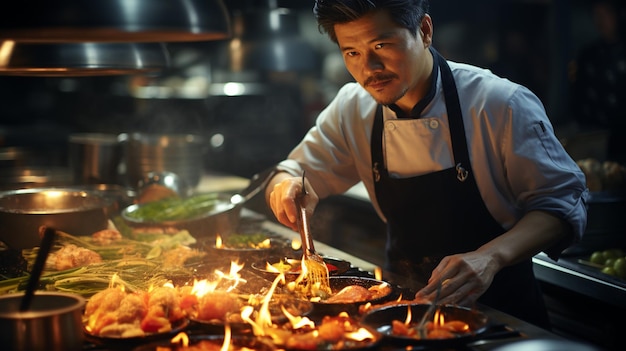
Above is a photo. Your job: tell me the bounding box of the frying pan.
[121,167,277,239]
[360,303,489,347]
[308,276,394,318]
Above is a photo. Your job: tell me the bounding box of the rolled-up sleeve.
[503,87,589,257]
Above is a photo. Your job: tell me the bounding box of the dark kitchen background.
[2,0,622,177]
[1,1,625,350]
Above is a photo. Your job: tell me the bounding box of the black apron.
[371,49,550,328]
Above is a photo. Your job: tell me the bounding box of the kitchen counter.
[533,252,626,309]
[255,219,585,351]
[189,173,599,351]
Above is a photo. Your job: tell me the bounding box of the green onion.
[126,193,222,222]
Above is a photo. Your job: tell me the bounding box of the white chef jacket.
[277,59,589,243]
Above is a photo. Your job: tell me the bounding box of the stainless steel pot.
[68,133,123,185]
[120,133,206,190]
[0,292,85,351]
[0,187,115,250]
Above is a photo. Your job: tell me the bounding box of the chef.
[264,0,588,329]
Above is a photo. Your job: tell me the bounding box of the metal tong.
[417,279,442,338]
[296,171,331,295]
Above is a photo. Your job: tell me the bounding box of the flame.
[221,324,231,351]
[281,305,315,329]
[265,258,299,274]
[291,238,302,250]
[190,260,247,296]
[346,327,376,341]
[171,332,190,347]
[191,278,219,297]
[259,238,271,248]
[265,262,281,273]
[168,326,231,350]
[404,304,412,325]
[215,234,223,248]
[241,272,286,336]
[434,308,444,327]
[256,273,286,330]
[374,266,382,280]
[214,261,246,291]
[108,273,125,291]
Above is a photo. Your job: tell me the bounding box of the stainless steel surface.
[69,133,123,184]
[533,253,626,308]
[69,184,137,213]
[215,6,317,72]
[0,188,113,250]
[0,167,72,189]
[296,172,331,293]
[138,171,189,198]
[0,292,85,351]
[121,133,206,190]
[121,192,241,240]
[0,42,170,76]
[0,0,230,43]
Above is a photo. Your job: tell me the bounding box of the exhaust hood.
[0,0,231,43]
[0,41,171,76]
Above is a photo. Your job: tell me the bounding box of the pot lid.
[0,0,231,43]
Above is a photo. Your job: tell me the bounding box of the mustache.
[364,73,397,87]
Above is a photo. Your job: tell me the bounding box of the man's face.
[334,10,433,110]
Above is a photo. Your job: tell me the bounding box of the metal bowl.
[0,292,85,351]
[0,187,115,250]
[121,192,241,239]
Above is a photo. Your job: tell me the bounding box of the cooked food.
[92,229,123,245]
[160,246,206,268]
[194,291,242,322]
[266,258,338,274]
[47,244,102,271]
[280,312,379,350]
[84,286,186,338]
[217,233,271,250]
[324,283,392,304]
[325,285,371,303]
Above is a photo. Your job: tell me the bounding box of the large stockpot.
[0,292,86,351]
[120,133,206,190]
[0,187,115,250]
[68,133,123,185]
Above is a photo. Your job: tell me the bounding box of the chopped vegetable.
[221,233,270,249]
[125,193,222,222]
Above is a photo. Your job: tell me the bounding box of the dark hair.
[313,0,430,43]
